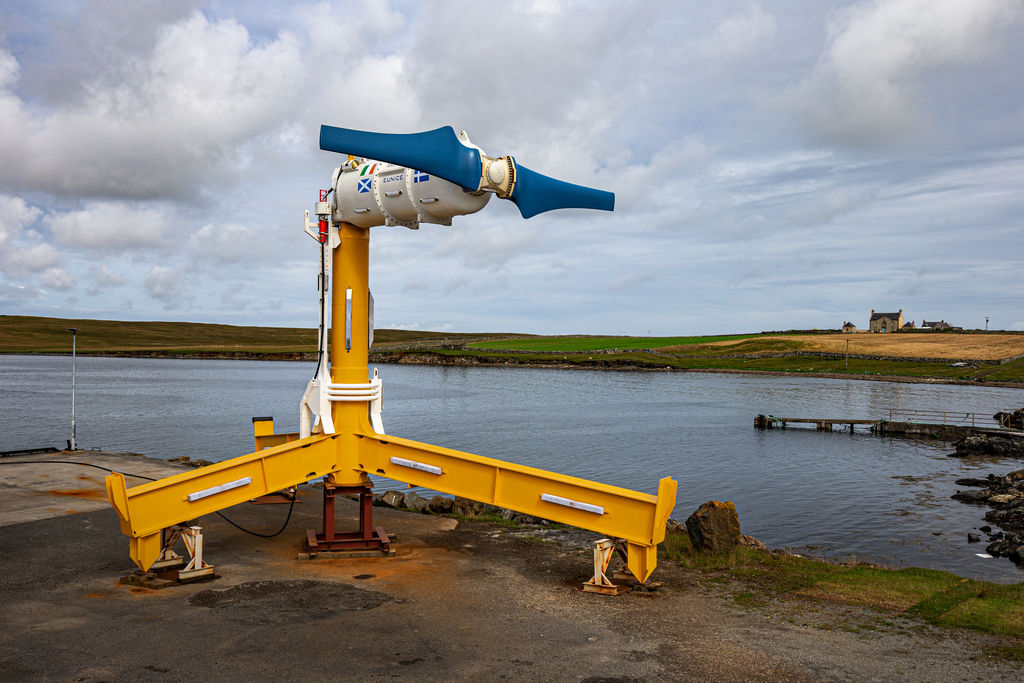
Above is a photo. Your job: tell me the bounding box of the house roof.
[842,322,855,327]
[870,311,901,321]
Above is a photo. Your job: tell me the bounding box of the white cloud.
[87,264,127,294]
[185,222,269,264]
[0,12,305,199]
[0,2,1021,334]
[791,0,1022,146]
[0,243,62,279]
[47,202,169,250]
[143,265,187,307]
[694,2,777,60]
[0,194,40,248]
[432,224,541,270]
[38,267,76,290]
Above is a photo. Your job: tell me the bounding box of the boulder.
[988,494,1019,505]
[427,495,454,515]
[451,497,482,517]
[402,492,428,512]
[377,489,406,509]
[739,534,768,552]
[967,533,981,543]
[956,434,1024,456]
[954,477,990,488]
[952,489,990,503]
[685,500,741,553]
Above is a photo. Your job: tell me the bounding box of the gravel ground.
[1,485,1022,681]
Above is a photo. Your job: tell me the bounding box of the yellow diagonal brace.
[354,431,677,581]
[105,433,340,570]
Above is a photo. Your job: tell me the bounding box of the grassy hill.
[2,315,1021,384]
[0,315,497,357]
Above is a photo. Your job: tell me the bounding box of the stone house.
[921,320,954,330]
[841,322,857,333]
[869,309,903,333]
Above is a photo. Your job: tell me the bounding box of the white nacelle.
[333,161,491,229]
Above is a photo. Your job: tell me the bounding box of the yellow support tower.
[107,138,678,586]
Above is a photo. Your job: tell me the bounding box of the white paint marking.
[187,477,252,502]
[540,493,604,515]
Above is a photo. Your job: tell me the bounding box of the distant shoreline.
[6,350,1023,389]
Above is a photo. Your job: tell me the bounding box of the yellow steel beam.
[105,433,339,571]
[353,430,676,581]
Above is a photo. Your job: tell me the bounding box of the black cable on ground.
[215,498,296,538]
[0,459,156,481]
[0,459,297,537]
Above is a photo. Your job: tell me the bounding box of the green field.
[0,315,483,356]
[3,315,1022,383]
[469,334,761,351]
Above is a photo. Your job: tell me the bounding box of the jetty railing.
[885,408,999,428]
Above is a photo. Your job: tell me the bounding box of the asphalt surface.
[1,451,1022,681]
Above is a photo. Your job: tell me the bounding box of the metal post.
[68,327,77,450]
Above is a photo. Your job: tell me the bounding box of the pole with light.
[68,327,77,451]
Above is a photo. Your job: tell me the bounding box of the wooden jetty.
[754,414,878,432]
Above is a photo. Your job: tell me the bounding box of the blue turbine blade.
[319,125,482,190]
[509,162,615,219]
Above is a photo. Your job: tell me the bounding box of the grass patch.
[661,530,1024,638]
[987,643,1024,662]
[469,334,762,352]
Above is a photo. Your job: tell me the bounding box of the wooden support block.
[583,583,630,596]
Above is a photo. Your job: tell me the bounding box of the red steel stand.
[306,484,392,555]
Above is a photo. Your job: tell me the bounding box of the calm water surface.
[2,355,1022,583]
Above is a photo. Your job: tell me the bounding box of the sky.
[0,0,1022,335]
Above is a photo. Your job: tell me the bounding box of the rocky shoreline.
[953,468,1024,566]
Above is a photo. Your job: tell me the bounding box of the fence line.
[885,408,1000,428]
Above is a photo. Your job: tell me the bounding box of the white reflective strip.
[187,477,252,503]
[329,383,376,390]
[344,288,352,351]
[540,493,604,515]
[327,389,379,396]
[389,457,442,476]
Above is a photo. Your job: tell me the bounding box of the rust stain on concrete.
[45,488,105,501]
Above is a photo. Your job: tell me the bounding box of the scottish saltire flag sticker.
[357,178,371,193]
[413,170,429,183]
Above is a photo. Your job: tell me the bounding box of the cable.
[0,459,297,538]
[0,459,156,481]
[215,497,295,538]
[312,237,328,380]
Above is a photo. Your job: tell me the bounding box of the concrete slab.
[0,450,191,527]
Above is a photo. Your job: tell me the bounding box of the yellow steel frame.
[105,222,677,582]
